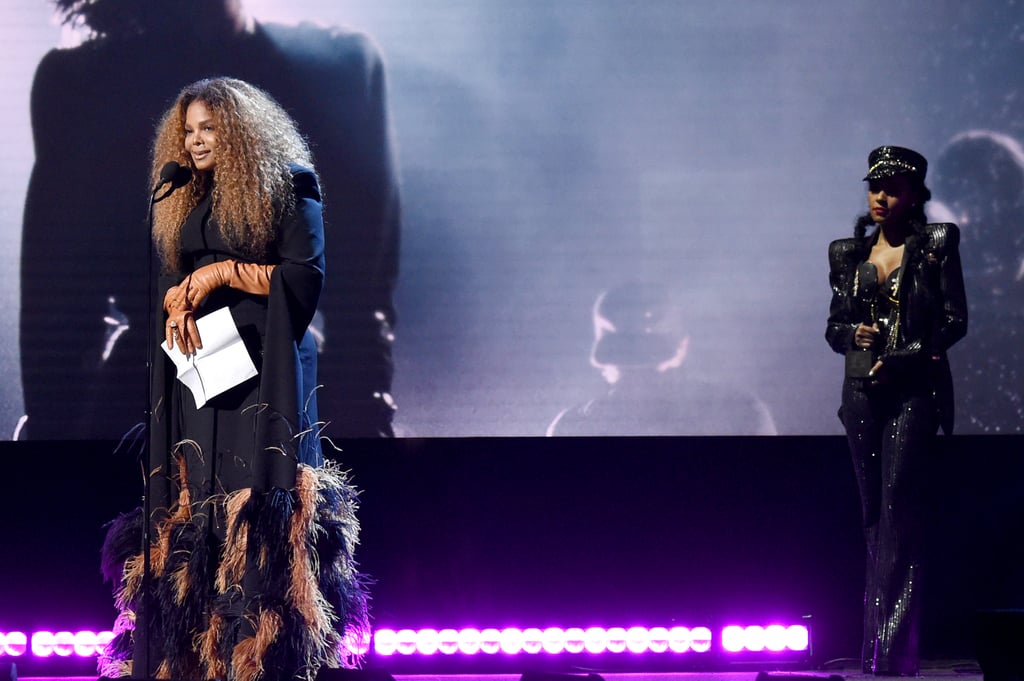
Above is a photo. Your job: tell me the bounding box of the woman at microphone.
[826,146,967,675]
[100,77,368,681]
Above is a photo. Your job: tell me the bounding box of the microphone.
[152,161,193,203]
[155,161,193,190]
[156,161,180,187]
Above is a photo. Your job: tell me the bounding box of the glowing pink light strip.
[372,624,809,656]
[721,625,810,653]
[3,623,810,659]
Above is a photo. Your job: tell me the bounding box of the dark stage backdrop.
[2,436,1023,674]
[1,1,1023,439]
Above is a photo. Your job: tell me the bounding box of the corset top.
[854,260,901,351]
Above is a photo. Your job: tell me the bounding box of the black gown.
[160,165,324,488]
[100,166,370,681]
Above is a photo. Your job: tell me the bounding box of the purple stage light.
[499,627,523,654]
[563,627,585,654]
[521,627,543,654]
[53,630,76,656]
[745,625,768,652]
[605,626,627,653]
[786,624,810,651]
[74,630,98,657]
[541,627,564,654]
[583,626,607,653]
[764,624,787,652]
[648,626,670,653]
[416,628,440,655]
[721,624,809,653]
[722,625,745,652]
[370,623,804,657]
[626,626,649,653]
[30,631,55,657]
[480,628,501,654]
[690,627,713,653]
[1,631,28,656]
[666,626,691,653]
[372,628,397,656]
[396,628,417,656]
[457,627,481,654]
[438,628,459,655]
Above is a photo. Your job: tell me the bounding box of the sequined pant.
[841,377,938,675]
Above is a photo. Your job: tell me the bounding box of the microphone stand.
[138,169,185,678]
[138,179,163,680]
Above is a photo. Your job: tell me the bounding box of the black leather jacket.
[826,222,968,433]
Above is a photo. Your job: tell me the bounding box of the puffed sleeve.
[825,238,860,354]
[927,223,968,352]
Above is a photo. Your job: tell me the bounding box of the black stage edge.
[520,672,606,681]
[317,670,397,681]
[2,435,1023,677]
[756,673,844,681]
[976,609,1024,681]
[95,673,398,681]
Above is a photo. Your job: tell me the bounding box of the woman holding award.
[826,146,967,675]
[101,78,368,681]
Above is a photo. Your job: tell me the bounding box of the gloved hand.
[165,302,200,354]
[180,259,275,309]
[162,260,275,354]
[163,281,199,353]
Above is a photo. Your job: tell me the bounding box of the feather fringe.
[98,461,369,681]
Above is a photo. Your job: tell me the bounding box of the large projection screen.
[1,0,1021,439]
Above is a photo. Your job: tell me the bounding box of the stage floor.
[16,660,987,681]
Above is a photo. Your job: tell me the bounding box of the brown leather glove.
[163,260,274,353]
[165,303,200,354]
[181,259,275,309]
[163,282,200,353]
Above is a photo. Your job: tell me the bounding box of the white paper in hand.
[161,306,259,408]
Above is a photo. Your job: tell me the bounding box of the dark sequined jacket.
[826,222,968,433]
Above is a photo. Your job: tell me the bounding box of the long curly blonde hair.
[151,77,315,271]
